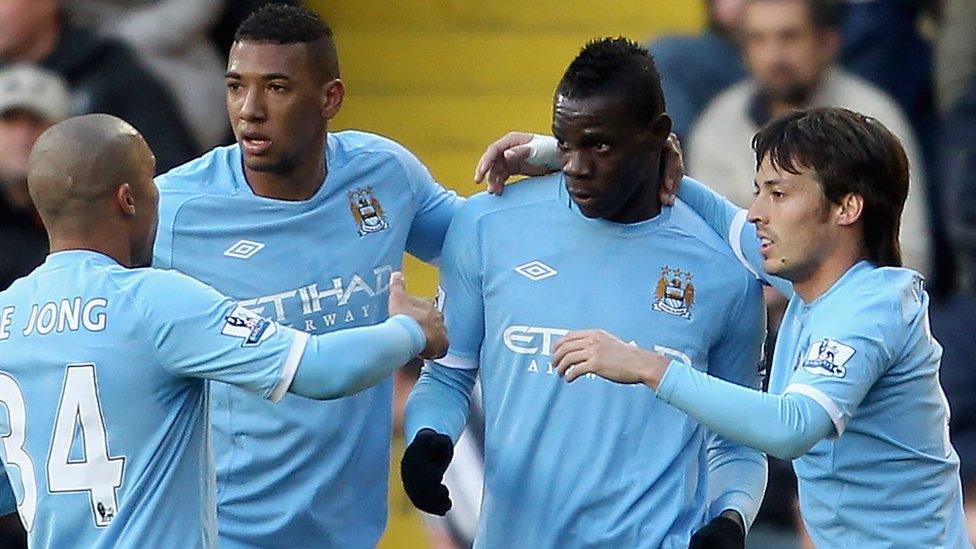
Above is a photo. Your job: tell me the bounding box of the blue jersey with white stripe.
[153,131,460,548]
[0,251,305,548]
[424,174,767,548]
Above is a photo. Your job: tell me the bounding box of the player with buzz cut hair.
[152,4,466,548]
[401,37,767,548]
[525,108,969,547]
[0,114,448,548]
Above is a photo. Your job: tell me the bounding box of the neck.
[792,241,867,303]
[608,177,662,224]
[244,139,327,201]
[768,99,799,119]
[9,19,59,62]
[47,224,133,267]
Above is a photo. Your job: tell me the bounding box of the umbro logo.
[514,260,557,281]
[223,240,265,259]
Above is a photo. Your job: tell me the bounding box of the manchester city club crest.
[348,186,389,236]
[652,266,696,319]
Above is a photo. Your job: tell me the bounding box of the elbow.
[767,433,818,460]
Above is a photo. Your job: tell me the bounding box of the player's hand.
[688,514,745,549]
[387,272,448,359]
[552,329,670,387]
[401,428,454,516]
[660,132,684,206]
[474,131,558,194]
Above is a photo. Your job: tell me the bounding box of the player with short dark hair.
[547,107,969,547]
[0,113,447,548]
[402,37,767,548]
[153,4,464,547]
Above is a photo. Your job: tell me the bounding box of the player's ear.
[321,78,345,121]
[116,183,137,217]
[835,192,864,227]
[648,113,672,146]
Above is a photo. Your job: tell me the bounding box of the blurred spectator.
[935,0,976,115]
[943,72,976,292]
[687,0,933,277]
[648,0,748,140]
[0,0,198,173]
[837,0,934,133]
[0,65,68,291]
[65,0,229,150]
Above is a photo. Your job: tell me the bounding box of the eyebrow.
[225,72,293,81]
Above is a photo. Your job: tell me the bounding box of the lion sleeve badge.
[652,266,695,319]
[348,186,390,236]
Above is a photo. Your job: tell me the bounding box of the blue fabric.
[407,173,767,547]
[153,131,462,548]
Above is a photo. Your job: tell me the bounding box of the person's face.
[0,0,58,60]
[0,108,50,183]
[552,93,664,222]
[742,0,835,104]
[225,41,334,175]
[128,141,159,268]
[747,155,835,281]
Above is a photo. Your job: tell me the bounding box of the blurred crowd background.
[1,1,975,548]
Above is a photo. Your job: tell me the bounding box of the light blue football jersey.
[0,250,307,548]
[153,130,461,547]
[421,174,767,548]
[677,177,970,547]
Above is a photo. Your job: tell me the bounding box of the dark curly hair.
[556,37,665,125]
[235,4,339,79]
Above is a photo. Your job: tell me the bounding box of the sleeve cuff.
[654,359,688,400]
[784,383,848,436]
[269,329,310,403]
[434,352,479,370]
[388,314,427,356]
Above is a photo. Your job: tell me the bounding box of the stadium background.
[307,2,705,546]
[319,1,703,296]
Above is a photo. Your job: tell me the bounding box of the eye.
[226,81,241,91]
[594,143,610,153]
[269,83,288,92]
[772,190,785,199]
[556,140,571,151]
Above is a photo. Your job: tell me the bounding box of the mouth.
[567,187,599,208]
[240,131,272,155]
[758,234,774,257]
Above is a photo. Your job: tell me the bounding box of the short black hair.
[752,107,910,267]
[235,4,340,79]
[746,0,841,30]
[556,37,665,125]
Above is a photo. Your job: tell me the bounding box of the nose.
[239,86,267,123]
[562,150,592,179]
[747,196,766,226]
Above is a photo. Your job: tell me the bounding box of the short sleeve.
[396,149,464,263]
[783,299,896,436]
[433,199,485,371]
[130,270,308,402]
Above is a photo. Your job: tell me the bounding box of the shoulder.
[111,267,228,315]
[455,173,562,227]
[829,70,906,121]
[818,265,923,343]
[155,145,239,196]
[667,200,759,287]
[332,130,424,169]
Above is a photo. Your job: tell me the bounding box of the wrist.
[719,509,745,534]
[639,351,671,390]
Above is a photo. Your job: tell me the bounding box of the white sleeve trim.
[269,330,310,403]
[785,383,847,436]
[435,352,479,370]
[729,209,762,279]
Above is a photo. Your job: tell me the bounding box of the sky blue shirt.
[406,174,767,548]
[153,131,461,548]
[665,177,970,548]
[0,250,306,548]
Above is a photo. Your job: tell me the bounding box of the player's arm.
[402,200,486,516]
[696,279,769,539]
[393,146,465,264]
[131,270,446,402]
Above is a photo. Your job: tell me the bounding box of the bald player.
[0,114,447,548]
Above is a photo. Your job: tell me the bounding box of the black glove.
[400,428,454,515]
[688,515,745,549]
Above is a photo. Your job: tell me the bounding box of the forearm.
[656,362,834,460]
[405,362,477,443]
[289,314,426,400]
[705,434,768,531]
